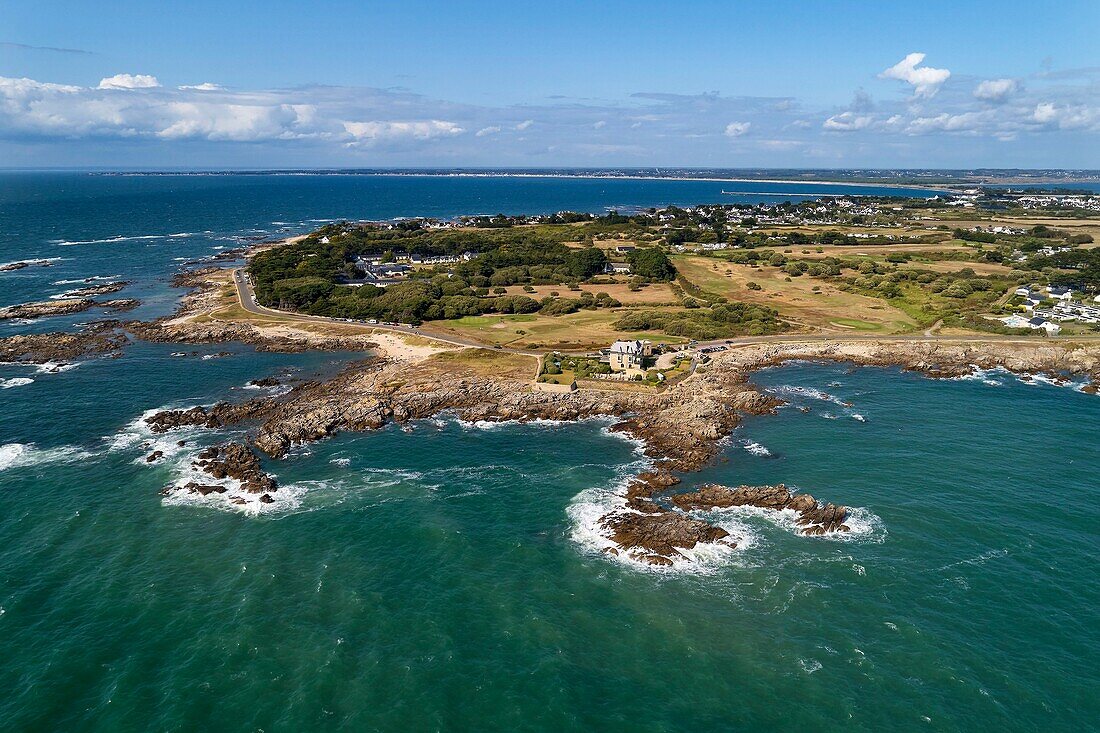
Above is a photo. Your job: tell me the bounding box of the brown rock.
[671,483,850,535]
[599,507,733,564]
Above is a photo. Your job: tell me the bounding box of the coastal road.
[231,268,545,360]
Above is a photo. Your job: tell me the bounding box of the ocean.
[1,173,1097,731]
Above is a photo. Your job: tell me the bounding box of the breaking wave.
[0,443,94,472]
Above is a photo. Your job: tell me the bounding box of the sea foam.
[0,443,93,472]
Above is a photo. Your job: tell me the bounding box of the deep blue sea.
[1,173,1097,731]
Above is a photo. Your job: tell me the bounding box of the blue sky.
[2,0,1099,168]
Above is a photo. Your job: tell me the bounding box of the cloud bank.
[0,52,1097,167]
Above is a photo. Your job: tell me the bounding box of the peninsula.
[6,189,1100,565]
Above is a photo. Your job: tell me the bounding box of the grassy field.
[497,282,678,304]
[900,260,1016,275]
[672,254,918,334]
[426,348,535,379]
[428,309,687,351]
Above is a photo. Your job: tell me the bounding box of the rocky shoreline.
[6,257,1100,565]
[142,332,1100,564]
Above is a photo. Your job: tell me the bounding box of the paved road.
[232,269,544,358]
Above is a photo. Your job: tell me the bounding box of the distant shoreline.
[82,169,959,193]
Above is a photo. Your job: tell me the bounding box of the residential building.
[607,340,652,372]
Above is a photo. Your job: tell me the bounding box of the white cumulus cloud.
[98,73,160,90]
[179,82,223,91]
[724,121,751,137]
[974,78,1017,102]
[515,119,533,130]
[879,53,950,98]
[475,125,501,137]
[823,112,873,131]
[1033,102,1057,124]
[343,119,464,145]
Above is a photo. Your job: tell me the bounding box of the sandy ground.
[364,331,454,363]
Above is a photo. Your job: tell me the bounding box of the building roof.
[611,338,642,352]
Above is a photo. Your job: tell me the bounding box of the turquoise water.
[1,174,1097,731]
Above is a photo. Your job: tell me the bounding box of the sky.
[2,0,1099,169]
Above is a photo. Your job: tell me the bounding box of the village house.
[1046,286,1074,301]
[1028,316,1061,335]
[604,262,632,275]
[607,340,652,373]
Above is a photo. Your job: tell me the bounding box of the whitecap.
[850,413,866,422]
[0,442,93,471]
[692,502,886,543]
[104,406,210,461]
[56,234,165,246]
[742,440,773,457]
[950,365,1008,387]
[798,659,823,674]
[1,377,33,389]
[767,384,849,406]
[566,459,754,574]
[1023,373,1086,390]
[35,361,78,374]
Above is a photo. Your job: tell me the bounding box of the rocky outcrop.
[671,483,850,535]
[0,323,129,363]
[600,509,734,566]
[0,259,53,272]
[0,298,139,321]
[55,281,129,299]
[192,442,277,495]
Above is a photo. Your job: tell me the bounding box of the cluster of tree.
[261,272,628,324]
[839,267,1017,305]
[613,302,787,340]
[1031,247,1100,289]
[954,228,998,244]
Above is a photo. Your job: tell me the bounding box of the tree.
[566,247,607,279]
[626,248,676,281]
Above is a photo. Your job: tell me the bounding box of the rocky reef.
[0,259,54,272]
[54,281,130,299]
[0,322,130,363]
[0,298,138,321]
[161,441,279,504]
[671,484,850,535]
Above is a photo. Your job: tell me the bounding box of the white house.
[604,262,632,275]
[1014,287,1031,298]
[1046,286,1074,301]
[1028,316,1061,335]
[608,340,651,372]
